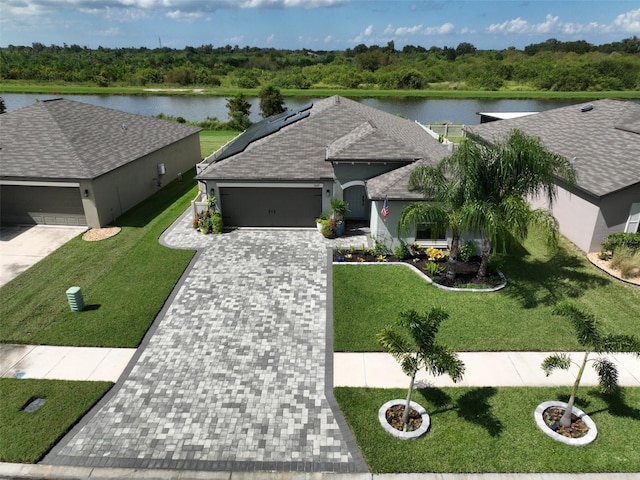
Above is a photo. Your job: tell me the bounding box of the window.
[416,224,447,241]
[625,203,640,233]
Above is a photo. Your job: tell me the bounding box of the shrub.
[459,241,476,263]
[601,232,640,256]
[426,247,444,262]
[609,246,640,279]
[211,213,224,234]
[394,241,411,260]
[424,261,445,276]
[373,239,391,256]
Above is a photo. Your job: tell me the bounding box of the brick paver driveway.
[46,212,368,473]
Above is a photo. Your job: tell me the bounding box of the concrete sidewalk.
[3,344,639,388]
[0,344,135,383]
[334,351,640,388]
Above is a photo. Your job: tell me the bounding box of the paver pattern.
[46,212,369,472]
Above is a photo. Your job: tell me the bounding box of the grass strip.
[2,81,640,100]
[334,232,640,352]
[335,386,640,473]
[199,130,238,158]
[0,378,112,463]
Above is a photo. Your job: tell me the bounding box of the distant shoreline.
[2,83,640,101]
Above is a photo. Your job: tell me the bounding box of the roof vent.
[581,104,594,112]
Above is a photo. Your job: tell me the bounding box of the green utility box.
[66,286,85,312]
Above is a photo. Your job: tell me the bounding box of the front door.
[343,185,369,221]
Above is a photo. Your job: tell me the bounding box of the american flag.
[381,196,389,222]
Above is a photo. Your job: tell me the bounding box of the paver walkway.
[44,212,369,473]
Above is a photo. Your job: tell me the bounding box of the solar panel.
[213,103,314,162]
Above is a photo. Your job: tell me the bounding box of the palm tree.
[457,130,576,279]
[542,303,640,428]
[377,307,465,431]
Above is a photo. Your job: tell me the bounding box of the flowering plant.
[426,247,444,262]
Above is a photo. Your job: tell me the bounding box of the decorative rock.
[534,401,598,446]
[378,399,431,439]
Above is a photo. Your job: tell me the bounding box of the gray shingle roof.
[197,95,448,182]
[469,99,640,198]
[0,98,201,180]
[366,160,431,201]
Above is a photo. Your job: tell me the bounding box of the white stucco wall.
[529,186,600,253]
[88,134,201,227]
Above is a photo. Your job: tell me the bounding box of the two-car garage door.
[1,185,86,226]
[220,187,321,227]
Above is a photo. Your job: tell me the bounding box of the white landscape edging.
[378,399,431,439]
[534,400,598,446]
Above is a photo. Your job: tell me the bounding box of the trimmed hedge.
[601,232,640,254]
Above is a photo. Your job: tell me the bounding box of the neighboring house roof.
[197,95,449,182]
[0,98,201,180]
[469,99,640,198]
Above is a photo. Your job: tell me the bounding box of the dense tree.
[0,97,5,114]
[225,93,252,131]
[258,85,286,118]
[1,38,639,92]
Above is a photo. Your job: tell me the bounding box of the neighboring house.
[469,99,640,253]
[0,98,201,228]
[196,95,450,229]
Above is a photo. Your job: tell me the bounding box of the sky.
[2,1,640,51]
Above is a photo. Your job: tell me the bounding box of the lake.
[2,93,578,125]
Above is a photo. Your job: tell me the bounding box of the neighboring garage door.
[220,187,322,227]
[0,185,86,226]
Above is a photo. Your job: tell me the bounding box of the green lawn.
[0,169,200,347]
[199,130,238,158]
[335,386,640,473]
[334,232,640,352]
[0,379,112,463]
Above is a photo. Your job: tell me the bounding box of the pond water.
[2,92,578,125]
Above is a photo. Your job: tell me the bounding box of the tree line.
[1,36,639,92]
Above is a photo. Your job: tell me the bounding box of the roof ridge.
[40,101,93,178]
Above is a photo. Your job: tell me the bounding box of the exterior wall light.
[84,189,89,198]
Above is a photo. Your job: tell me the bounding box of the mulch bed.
[542,406,590,438]
[333,250,503,288]
[385,404,423,432]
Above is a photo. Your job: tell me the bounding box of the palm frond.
[596,334,640,355]
[593,358,620,393]
[541,353,571,376]
[423,344,465,382]
[552,302,601,348]
[397,202,450,236]
[376,326,413,360]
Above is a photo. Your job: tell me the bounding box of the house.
[468,99,640,253]
[196,95,450,229]
[0,98,201,228]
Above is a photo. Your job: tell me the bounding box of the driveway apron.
[45,212,368,473]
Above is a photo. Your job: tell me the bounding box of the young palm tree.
[457,130,576,279]
[542,303,640,428]
[377,307,465,431]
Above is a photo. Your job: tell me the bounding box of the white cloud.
[487,10,640,37]
[612,8,640,33]
[267,33,276,42]
[166,10,203,21]
[324,35,333,43]
[424,22,454,35]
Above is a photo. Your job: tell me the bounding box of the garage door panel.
[1,185,86,226]
[220,187,321,227]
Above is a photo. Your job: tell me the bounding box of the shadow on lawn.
[501,245,609,309]
[589,389,640,421]
[419,387,503,437]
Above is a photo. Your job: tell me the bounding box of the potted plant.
[197,217,210,234]
[376,307,465,439]
[330,198,349,237]
[537,302,640,445]
[316,211,330,233]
